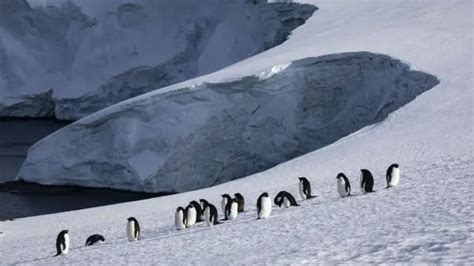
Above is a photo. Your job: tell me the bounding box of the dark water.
[0,181,163,221]
[0,119,163,221]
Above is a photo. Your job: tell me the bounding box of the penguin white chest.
[221,198,227,214]
[175,211,185,230]
[299,182,306,200]
[337,178,349,197]
[282,197,291,208]
[63,234,70,254]
[389,168,400,187]
[229,202,238,220]
[360,172,364,192]
[127,222,136,242]
[259,197,272,219]
[204,207,212,226]
[186,208,197,228]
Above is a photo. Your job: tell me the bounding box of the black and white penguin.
[221,194,233,220]
[360,169,375,193]
[257,192,272,219]
[336,173,351,198]
[175,207,186,230]
[204,203,220,226]
[298,177,316,200]
[199,199,210,210]
[274,191,299,208]
[85,234,105,246]
[54,230,70,256]
[126,217,140,242]
[190,201,204,222]
[185,204,197,228]
[226,198,239,220]
[386,163,400,188]
[234,193,245,212]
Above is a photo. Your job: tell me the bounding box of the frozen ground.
[0,0,473,264]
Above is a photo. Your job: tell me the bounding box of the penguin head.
[391,163,399,169]
[336,173,346,179]
[221,194,232,200]
[298,177,306,182]
[234,193,243,199]
[360,169,372,177]
[176,206,184,212]
[199,199,209,206]
[127,217,137,222]
[98,235,105,242]
[60,229,69,235]
[261,192,269,198]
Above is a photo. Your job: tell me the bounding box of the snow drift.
[17,52,439,193]
[0,0,316,119]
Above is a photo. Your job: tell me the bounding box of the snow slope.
[1,0,473,264]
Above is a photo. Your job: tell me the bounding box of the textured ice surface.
[0,0,316,119]
[17,52,439,193]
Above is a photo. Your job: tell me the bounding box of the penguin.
[221,194,233,220]
[185,204,197,228]
[298,177,316,200]
[257,192,272,219]
[274,191,299,208]
[204,203,220,226]
[226,198,239,220]
[234,193,245,212]
[54,230,70,256]
[175,207,186,230]
[360,169,375,193]
[386,163,400,188]
[126,217,140,242]
[199,199,210,210]
[85,234,105,246]
[336,173,351,198]
[189,201,204,222]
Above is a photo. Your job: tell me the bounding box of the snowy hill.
[1,0,473,264]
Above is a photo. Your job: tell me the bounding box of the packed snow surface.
[17,52,439,193]
[1,0,473,264]
[0,0,315,119]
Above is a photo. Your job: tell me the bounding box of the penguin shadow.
[16,255,56,264]
[141,222,217,242]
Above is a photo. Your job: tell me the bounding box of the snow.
[16,52,439,193]
[1,0,473,264]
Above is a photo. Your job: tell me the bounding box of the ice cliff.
[17,52,440,193]
[0,0,316,119]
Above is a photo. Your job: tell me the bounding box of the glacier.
[0,0,316,119]
[17,52,439,193]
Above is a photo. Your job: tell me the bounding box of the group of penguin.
[53,163,400,257]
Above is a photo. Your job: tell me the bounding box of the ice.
[0,0,316,119]
[17,52,439,193]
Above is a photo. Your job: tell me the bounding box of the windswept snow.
[0,0,472,264]
[0,0,316,119]
[17,52,439,193]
